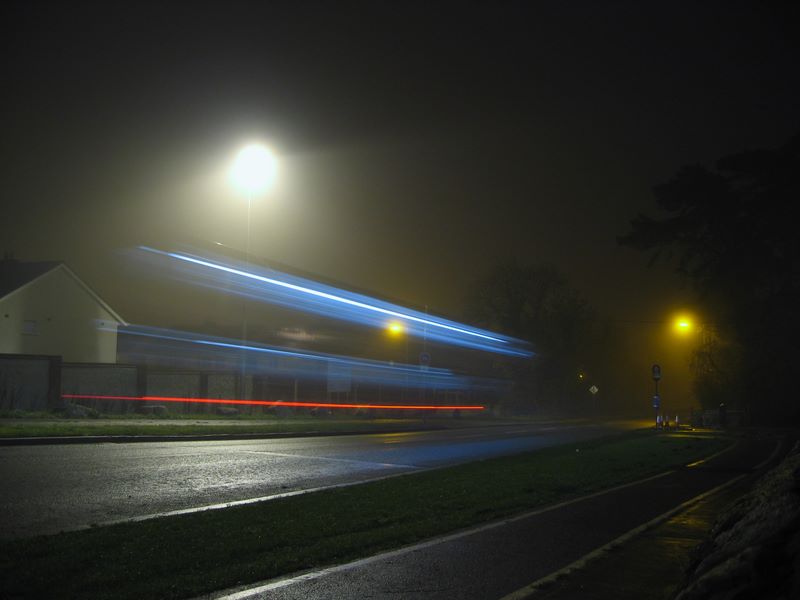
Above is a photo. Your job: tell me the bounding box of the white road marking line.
[498,474,750,600]
[498,438,779,600]
[237,449,418,469]
[209,434,753,600]
[207,470,675,600]
[93,468,422,530]
[685,439,740,467]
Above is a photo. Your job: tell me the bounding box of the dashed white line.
[237,449,418,469]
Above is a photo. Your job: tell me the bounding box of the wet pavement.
[204,431,780,600]
[0,419,643,539]
[527,480,750,600]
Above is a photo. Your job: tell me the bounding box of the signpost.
[652,364,661,428]
[419,351,431,405]
[419,351,431,370]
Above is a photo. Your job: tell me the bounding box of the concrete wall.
[2,357,471,415]
[208,373,237,398]
[0,266,119,363]
[146,370,202,398]
[61,363,138,413]
[0,354,60,412]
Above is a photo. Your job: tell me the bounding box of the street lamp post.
[230,143,277,399]
[386,321,409,402]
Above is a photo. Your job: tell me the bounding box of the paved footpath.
[518,428,795,600]
[204,430,781,600]
[525,476,751,600]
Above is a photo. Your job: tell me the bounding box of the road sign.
[652,394,661,409]
[652,364,662,381]
[589,385,599,395]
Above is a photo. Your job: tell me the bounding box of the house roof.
[0,260,61,300]
[0,259,126,324]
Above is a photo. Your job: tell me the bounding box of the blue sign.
[652,394,661,409]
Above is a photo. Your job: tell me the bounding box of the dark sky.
[2,0,798,336]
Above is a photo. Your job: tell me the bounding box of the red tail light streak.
[61,394,485,411]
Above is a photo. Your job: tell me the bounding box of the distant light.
[230,143,276,196]
[387,321,405,336]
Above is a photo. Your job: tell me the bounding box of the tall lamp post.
[229,143,277,399]
[656,312,698,427]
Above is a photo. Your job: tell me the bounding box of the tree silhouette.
[619,133,800,422]
[466,260,599,413]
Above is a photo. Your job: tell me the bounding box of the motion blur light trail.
[114,324,501,391]
[136,246,533,357]
[61,394,485,411]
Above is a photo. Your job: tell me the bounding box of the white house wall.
[0,267,118,362]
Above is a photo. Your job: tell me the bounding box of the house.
[0,258,125,363]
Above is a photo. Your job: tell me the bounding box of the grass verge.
[0,417,455,439]
[0,430,730,600]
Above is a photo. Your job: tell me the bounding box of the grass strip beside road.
[0,430,731,600]
[0,417,449,439]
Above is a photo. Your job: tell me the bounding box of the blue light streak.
[137,246,534,357]
[113,324,504,391]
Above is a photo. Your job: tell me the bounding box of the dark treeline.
[619,133,800,423]
[465,261,624,414]
[466,134,799,422]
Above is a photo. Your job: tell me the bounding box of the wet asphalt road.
[0,420,643,539]
[210,433,779,600]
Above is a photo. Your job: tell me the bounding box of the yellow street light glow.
[387,321,405,336]
[230,143,277,196]
[673,314,694,335]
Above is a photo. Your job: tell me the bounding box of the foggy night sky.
[2,0,798,343]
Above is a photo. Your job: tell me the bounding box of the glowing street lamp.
[386,321,405,337]
[230,143,277,197]
[672,314,694,336]
[229,142,277,399]
[229,143,277,259]
[386,320,408,362]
